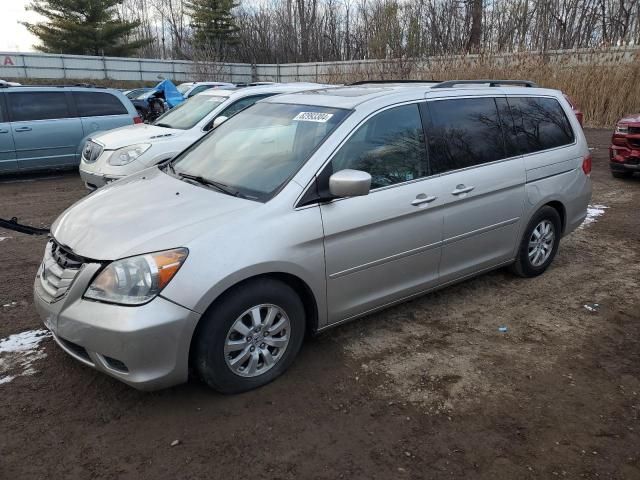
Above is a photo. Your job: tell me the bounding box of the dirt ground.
[0,129,639,480]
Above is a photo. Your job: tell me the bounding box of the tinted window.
[427,98,506,174]
[73,92,128,117]
[495,97,520,158]
[331,104,427,189]
[9,92,71,122]
[0,94,6,123]
[507,97,574,153]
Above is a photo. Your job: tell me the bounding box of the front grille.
[628,126,640,135]
[81,140,104,163]
[628,138,640,148]
[36,240,84,303]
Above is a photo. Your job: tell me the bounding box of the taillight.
[133,116,143,124]
[582,153,592,175]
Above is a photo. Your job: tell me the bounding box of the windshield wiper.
[177,172,246,198]
[155,122,172,128]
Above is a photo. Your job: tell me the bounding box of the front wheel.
[194,278,306,393]
[510,206,562,278]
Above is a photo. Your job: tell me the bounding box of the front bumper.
[79,167,123,190]
[33,258,201,390]
[610,160,640,172]
[610,144,640,173]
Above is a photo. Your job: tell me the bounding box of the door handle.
[0,128,8,134]
[14,126,32,132]
[411,194,437,206]
[451,184,475,195]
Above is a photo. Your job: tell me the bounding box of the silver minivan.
[33,81,592,392]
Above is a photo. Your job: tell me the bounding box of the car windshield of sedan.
[171,102,349,201]
[153,95,228,130]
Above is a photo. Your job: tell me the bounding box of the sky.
[0,1,41,52]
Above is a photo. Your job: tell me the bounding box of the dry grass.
[321,50,640,128]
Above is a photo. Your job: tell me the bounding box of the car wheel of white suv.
[194,278,306,393]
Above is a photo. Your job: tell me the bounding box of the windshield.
[153,95,228,129]
[171,102,349,201]
[176,83,192,95]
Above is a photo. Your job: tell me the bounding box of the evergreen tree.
[186,0,239,51]
[23,0,150,57]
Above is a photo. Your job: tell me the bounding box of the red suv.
[610,114,640,178]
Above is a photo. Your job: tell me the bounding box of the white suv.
[79,83,328,190]
[176,82,235,98]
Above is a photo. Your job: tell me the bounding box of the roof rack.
[349,79,441,86]
[432,80,538,89]
[0,83,106,89]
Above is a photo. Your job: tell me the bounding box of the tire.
[194,278,306,394]
[611,170,632,179]
[510,206,562,278]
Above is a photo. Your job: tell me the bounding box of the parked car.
[35,80,591,393]
[123,87,153,100]
[609,114,640,178]
[130,80,185,123]
[0,85,141,174]
[79,83,329,190]
[176,82,235,98]
[563,93,583,126]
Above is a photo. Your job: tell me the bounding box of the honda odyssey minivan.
[34,81,591,393]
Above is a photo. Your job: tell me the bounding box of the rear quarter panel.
[520,93,591,237]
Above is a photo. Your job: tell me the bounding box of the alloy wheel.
[528,220,555,267]
[224,304,291,378]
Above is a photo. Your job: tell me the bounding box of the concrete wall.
[0,47,637,84]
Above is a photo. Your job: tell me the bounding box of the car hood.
[51,167,257,260]
[92,124,184,150]
[619,114,640,125]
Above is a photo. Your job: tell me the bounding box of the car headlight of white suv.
[108,144,152,166]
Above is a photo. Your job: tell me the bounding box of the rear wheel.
[611,170,633,179]
[510,206,561,278]
[194,278,306,393]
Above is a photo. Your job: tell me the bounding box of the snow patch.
[581,204,608,228]
[0,329,51,385]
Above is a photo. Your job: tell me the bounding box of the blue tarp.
[153,80,184,108]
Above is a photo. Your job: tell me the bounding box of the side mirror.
[329,169,371,198]
[212,115,229,129]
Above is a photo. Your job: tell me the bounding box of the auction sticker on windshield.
[293,112,334,123]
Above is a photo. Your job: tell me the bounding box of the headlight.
[84,248,188,305]
[615,123,629,134]
[108,144,151,166]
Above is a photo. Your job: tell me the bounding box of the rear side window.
[8,92,71,122]
[427,98,506,174]
[507,97,575,154]
[331,104,428,189]
[73,92,128,117]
